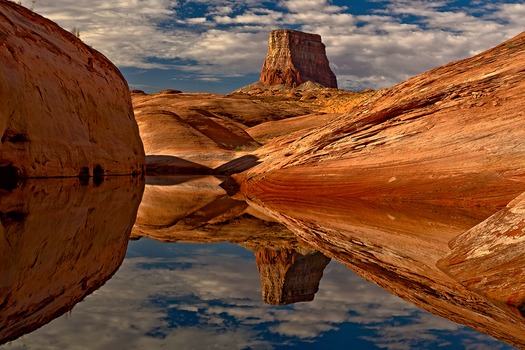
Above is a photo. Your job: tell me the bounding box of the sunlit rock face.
[239,31,525,347]
[132,91,270,174]
[0,176,144,344]
[0,2,144,178]
[260,30,338,88]
[438,191,525,312]
[255,248,330,305]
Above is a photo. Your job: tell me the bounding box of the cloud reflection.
[4,241,511,349]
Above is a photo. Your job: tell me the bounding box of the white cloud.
[18,0,525,90]
[279,0,347,13]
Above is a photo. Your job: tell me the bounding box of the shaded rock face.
[255,248,330,305]
[0,1,145,178]
[260,30,337,88]
[239,31,525,347]
[0,176,144,344]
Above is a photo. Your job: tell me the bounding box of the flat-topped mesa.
[259,30,338,88]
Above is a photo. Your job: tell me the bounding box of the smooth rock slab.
[0,2,144,178]
[438,191,525,313]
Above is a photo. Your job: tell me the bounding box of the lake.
[0,175,520,349]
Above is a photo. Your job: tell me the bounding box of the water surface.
[3,239,513,349]
[0,176,520,349]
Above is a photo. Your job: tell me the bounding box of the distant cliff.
[259,30,337,88]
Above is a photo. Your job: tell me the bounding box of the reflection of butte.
[255,248,330,305]
[0,176,145,345]
[132,175,330,305]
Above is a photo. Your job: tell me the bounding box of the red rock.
[132,91,313,174]
[238,31,525,346]
[260,30,337,88]
[0,2,144,178]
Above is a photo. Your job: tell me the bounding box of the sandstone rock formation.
[0,1,144,178]
[260,30,337,88]
[238,31,525,347]
[133,86,372,175]
[0,176,144,344]
[255,248,330,305]
[132,90,317,174]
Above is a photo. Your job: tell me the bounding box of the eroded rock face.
[239,31,525,347]
[0,2,145,178]
[244,31,525,216]
[260,30,337,88]
[0,176,144,344]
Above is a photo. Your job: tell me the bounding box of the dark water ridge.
[0,176,518,349]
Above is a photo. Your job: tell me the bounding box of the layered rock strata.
[260,30,337,88]
[0,1,144,178]
[132,90,321,174]
[239,31,525,347]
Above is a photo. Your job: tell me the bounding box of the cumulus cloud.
[18,0,525,90]
[7,241,508,349]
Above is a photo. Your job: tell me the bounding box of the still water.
[3,240,514,350]
[0,176,519,349]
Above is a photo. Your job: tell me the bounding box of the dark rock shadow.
[146,175,216,187]
[146,155,212,175]
[213,155,261,175]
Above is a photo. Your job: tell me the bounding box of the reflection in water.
[1,240,512,349]
[243,187,525,348]
[0,174,519,349]
[133,175,333,307]
[0,176,144,344]
[255,248,330,305]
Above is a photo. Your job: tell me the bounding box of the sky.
[19,0,525,93]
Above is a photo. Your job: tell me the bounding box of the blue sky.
[24,0,524,93]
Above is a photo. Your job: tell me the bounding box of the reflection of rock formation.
[255,248,330,305]
[131,175,329,305]
[239,31,525,347]
[0,176,144,344]
[131,175,298,245]
[239,194,525,347]
[0,2,144,178]
[438,191,525,313]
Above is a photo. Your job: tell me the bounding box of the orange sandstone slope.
[243,31,525,215]
[239,32,525,346]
